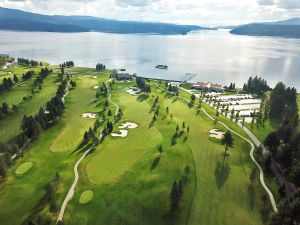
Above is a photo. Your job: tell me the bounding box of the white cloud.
[0,0,300,26]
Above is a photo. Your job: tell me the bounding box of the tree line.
[33,67,53,87]
[136,77,151,93]
[243,76,270,96]
[0,78,69,179]
[18,58,39,67]
[22,70,34,81]
[262,82,299,225]
[60,61,74,68]
[96,63,106,71]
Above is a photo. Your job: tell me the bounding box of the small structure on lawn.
[110,72,133,81]
[168,82,181,87]
[192,82,224,92]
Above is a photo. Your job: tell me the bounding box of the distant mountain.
[0,7,212,35]
[230,18,300,38]
[268,18,300,25]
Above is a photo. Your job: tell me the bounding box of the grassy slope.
[0,74,58,142]
[0,69,109,225]
[51,75,101,152]
[0,68,270,225]
[62,82,196,225]
[62,81,263,225]
[163,99,262,225]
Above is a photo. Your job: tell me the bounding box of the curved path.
[200,108,277,212]
[56,144,95,223]
[57,81,116,224]
[155,83,277,212]
[106,79,119,116]
[57,79,121,223]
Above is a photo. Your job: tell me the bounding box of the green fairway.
[15,162,33,175]
[85,91,162,184]
[79,190,93,204]
[0,65,274,225]
[0,73,58,142]
[59,80,266,225]
[0,69,108,225]
[50,76,100,152]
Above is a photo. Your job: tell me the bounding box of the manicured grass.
[85,91,163,184]
[61,80,265,225]
[0,66,272,225]
[244,120,280,142]
[0,74,58,142]
[79,190,93,204]
[15,162,33,176]
[0,69,110,225]
[50,76,101,152]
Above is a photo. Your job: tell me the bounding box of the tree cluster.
[33,67,53,87]
[22,70,34,81]
[17,58,39,67]
[61,61,74,68]
[0,79,68,179]
[136,77,151,93]
[269,82,298,125]
[225,82,236,91]
[0,77,14,93]
[243,76,270,96]
[96,63,106,71]
[167,84,179,96]
[0,102,16,120]
[269,189,300,225]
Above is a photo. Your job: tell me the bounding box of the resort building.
[192,82,224,92]
[110,72,133,81]
[168,82,181,87]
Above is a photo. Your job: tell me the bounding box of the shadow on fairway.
[70,142,93,156]
[137,94,148,102]
[214,161,230,189]
[150,156,160,172]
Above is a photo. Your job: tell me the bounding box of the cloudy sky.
[1,0,300,26]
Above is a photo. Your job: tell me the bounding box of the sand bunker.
[209,129,225,139]
[111,130,128,137]
[93,86,99,89]
[82,113,98,119]
[93,76,97,79]
[119,122,138,129]
[126,87,141,95]
[111,122,138,138]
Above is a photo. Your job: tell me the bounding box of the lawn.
[0,73,58,142]
[61,80,265,225]
[50,75,103,152]
[0,66,273,225]
[0,69,110,225]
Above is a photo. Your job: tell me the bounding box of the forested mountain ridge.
[0,7,211,34]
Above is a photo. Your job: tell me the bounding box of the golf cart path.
[57,79,119,223]
[106,79,119,115]
[181,87,294,194]
[155,83,277,212]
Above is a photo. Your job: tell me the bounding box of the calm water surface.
[1,29,300,89]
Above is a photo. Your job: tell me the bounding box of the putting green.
[15,162,33,176]
[79,190,93,204]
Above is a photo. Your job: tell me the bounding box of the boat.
[155,64,168,69]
